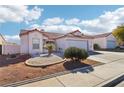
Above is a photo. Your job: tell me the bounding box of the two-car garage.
[65,39,88,50]
[56,37,92,52]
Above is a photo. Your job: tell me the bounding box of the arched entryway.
[0,45,2,55]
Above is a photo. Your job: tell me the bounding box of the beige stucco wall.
[20,34,29,54]
[106,34,117,48]
[106,34,116,41]
[20,31,44,54]
[28,31,43,54]
[93,37,106,48]
[2,44,20,55]
[56,38,67,52]
[0,34,5,45]
[93,34,117,49]
[88,39,94,51]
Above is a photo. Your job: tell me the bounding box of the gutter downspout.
[87,40,89,51]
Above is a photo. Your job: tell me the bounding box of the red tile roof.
[20,28,112,40]
[93,32,112,38]
[41,31,64,39]
[54,32,94,39]
[19,29,44,36]
[19,29,64,40]
[67,30,81,34]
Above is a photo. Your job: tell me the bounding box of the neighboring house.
[93,32,117,49]
[0,34,6,55]
[19,29,94,54]
[0,34,6,45]
[0,33,20,55]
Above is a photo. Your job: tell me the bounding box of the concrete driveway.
[88,51,124,63]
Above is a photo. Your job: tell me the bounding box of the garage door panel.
[107,40,116,48]
[66,40,88,50]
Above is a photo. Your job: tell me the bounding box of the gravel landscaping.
[0,54,103,86]
[25,54,64,67]
[0,54,30,67]
[0,55,102,86]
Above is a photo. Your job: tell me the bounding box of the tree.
[112,25,124,45]
[44,43,55,56]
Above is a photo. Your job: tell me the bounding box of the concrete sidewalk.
[20,51,124,87]
[20,59,124,87]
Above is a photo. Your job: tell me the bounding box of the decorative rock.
[25,54,64,67]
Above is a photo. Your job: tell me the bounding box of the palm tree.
[44,43,55,56]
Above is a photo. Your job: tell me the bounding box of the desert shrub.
[79,49,89,60]
[115,46,120,49]
[93,43,100,50]
[44,43,55,56]
[64,47,88,61]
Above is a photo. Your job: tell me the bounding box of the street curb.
[2,66,93,87]
[96,73,124,87]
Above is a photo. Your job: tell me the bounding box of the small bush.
[115,46,124,50]
[64,47,88,61]
[115,46,120,49]
[79,49,89,60]
[93,43,100,50]
[44,43,55,56]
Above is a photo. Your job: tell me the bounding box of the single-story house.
[19,29,117,54]
[93,32,117,49]
[0,33,20,55]
[19,29,94,54]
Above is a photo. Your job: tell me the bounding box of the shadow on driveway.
[63,61,94,74]
[88,51,102,56]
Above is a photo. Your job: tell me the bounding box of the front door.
[0,45,2,55]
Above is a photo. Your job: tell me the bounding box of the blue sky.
[0,5,124,43]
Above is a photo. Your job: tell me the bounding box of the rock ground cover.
[0,54,103,86]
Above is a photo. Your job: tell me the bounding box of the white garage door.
[107,40,116,49]
[66,40,88,50]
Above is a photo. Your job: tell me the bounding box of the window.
[32,38,40,49]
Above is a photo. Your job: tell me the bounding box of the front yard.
[0,54,103,86]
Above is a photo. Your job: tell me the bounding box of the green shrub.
[64,47,88,61]
[44,43,55,56]
[93,43,100,50]
[79,49,89,60]
[115,46,120,49]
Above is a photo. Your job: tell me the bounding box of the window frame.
[32,38,40,50]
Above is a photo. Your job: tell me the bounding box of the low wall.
[2,44,20,55]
